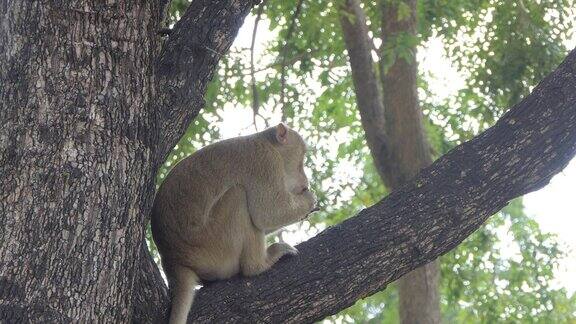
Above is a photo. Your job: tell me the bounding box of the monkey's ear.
[275,122,288,144]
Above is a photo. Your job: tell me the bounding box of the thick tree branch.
[184,49,576,323]
[153,0,258,163]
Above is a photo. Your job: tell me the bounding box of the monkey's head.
[269,123,311,196]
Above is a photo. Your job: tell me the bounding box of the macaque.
[151,123,317,324]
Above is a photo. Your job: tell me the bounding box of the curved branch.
[185,49,576,323]
[153,0,258,164]
[339,0,389,182]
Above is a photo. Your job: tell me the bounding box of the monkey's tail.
[168,265,199,324]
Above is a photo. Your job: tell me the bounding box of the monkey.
[150,122,317,324]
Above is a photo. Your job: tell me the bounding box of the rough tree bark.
[1,1,576,323]
[0,0,255,322]
[340,0,440,322]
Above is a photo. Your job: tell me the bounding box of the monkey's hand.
[244,243,299,276]
[299,188,317,212]
[268,242,299,259]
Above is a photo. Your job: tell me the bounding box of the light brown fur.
[151,123,316,324]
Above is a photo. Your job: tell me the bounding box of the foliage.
[153,0,576,322]
[441,200,576,323]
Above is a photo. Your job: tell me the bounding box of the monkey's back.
[150,133,275,281]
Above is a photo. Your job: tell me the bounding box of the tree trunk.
[0,1,164,321]
[340,0,440,322]
[0,1,254,322]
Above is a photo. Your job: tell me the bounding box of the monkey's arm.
[242,143,316,231]
[245,180,315,232]
[240,232,298,276]
[264,198,320,234]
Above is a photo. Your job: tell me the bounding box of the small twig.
[250,1,267,131]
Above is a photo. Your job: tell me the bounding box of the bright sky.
[218,14,576,295]
[524,162,576,294]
